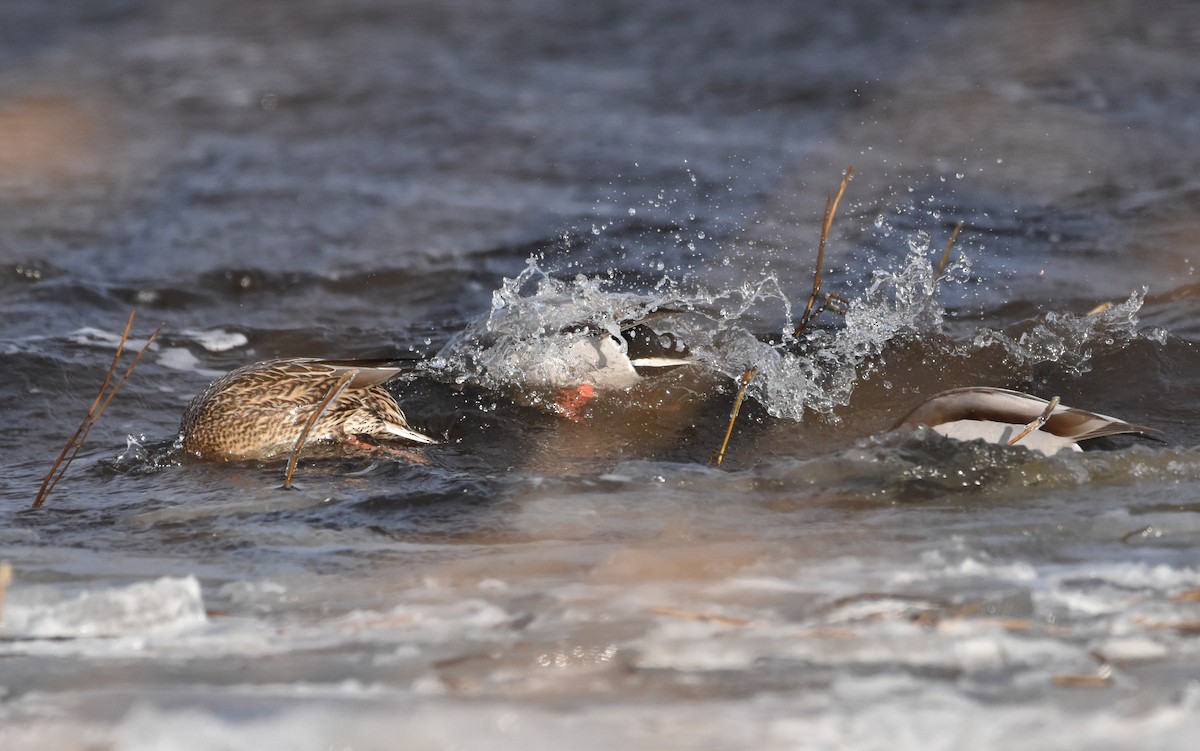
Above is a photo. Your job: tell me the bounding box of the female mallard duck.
[895,387,1160,456]
[181,358,436,461]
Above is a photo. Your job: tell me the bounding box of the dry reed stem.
[823,291,851,315]
[33,311,135,507]
[1050,670,1113,688]
[711,366,757,468]
[649,606,751,627]
[935,221,965,280]
[1120,525,1158,544]
[283,368,358,489]
[795,167,853,337]
[0,561,11,627]
[96,324,165,418]
[1007,395,1060,446]
[33,312,163,509]
[1131,615,1200,634]
[787,625,856,639]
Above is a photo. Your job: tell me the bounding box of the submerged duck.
[441,305,695,418]
[180,358,436,461]
[521,318,693,393]
[895,387,1160,456]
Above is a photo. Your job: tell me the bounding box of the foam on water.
[179,328,249,353]
[1,576,206,640]
[4,552,1199,750]
[26,685,1171,751]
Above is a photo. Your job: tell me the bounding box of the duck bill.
[386,424,439,445]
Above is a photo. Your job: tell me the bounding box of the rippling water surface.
[3,1,1200,748]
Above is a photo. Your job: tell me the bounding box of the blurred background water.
[2,1,1200,748]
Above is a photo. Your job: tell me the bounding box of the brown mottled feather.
[180,358,435,461]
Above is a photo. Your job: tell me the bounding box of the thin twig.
[935,221,965,281]
[711,366,757,468]
[282,369,358,489]
[0,561,11,627]
[34,313,162,509]
[795,167,854,337]
[823,291,851,315]
[94,323,165,430]
[1008,396,1060,446]
[36,321,163,508]
[1050,670,1113,688]
[649,606,750,627]
[33,311,135,507]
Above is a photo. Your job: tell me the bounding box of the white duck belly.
[932,419,1082,455]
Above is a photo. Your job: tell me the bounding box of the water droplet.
[627,208,637,216]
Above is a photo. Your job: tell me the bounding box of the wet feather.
[180,358,436,461]
[895,387,1160,455]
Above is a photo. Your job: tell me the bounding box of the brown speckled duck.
[180,358,436,461]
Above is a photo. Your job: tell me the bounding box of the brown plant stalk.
[711,366,757,468]
[795,167,854,337]
[1007,395,1060,446]
[33,312,163,509]
[282,368,359,489]
[935,221,965,281]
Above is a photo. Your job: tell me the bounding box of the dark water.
[3,1,1200,748]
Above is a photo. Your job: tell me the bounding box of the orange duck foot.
[553,383,596,421]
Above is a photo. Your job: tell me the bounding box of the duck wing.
[896,387,1161,442]
[557,317,692,373]
[280,358,415,389]
[621,321,692,370]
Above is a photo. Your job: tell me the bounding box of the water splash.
[430,244,975,420]
[428,259,688,405]
[428,226,1167,425]
[972,289,1150,375]
[707,242,972,420]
